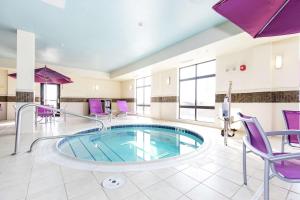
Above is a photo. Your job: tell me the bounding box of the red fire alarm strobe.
[240,65,246,71]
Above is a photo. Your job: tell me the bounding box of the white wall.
[215,37,300,131]
[151,68,178,120]
[0,69,7,120]
[142,37,300,131]
[120,79,135,112]
[216,43,273,93]
[1,67,122,120]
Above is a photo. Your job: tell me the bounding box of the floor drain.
[102,176,125,189]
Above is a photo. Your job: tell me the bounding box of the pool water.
[57,125,204,163]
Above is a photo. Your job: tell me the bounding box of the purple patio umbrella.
[213,0,300,38]
[8,66,73,84]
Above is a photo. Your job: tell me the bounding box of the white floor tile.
[186,184,229,200]
[0,182,28,200]
[30,165,61,182]
[174,164,190,171]
[65,176,99,199]
[270,177,292,190]
[28,172,64,196]
[203,175,240,198]
[290,183,300,194]
[216,168,246,185]
[287,191,300,200]
[151,167,179,179]
[143,181,182,200]
[165,172,199,193]
[258,184,289,200]
[232,176,262,200]
[200,162,222,174]
[130,171,161,189]
[122,191,150,200]
[182,166,212,182]
[61,167,94,183]
[70,188,108,200]
[27,184,67,200]
[177,195,191,200]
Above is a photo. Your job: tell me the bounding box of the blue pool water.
[57,124,204,163]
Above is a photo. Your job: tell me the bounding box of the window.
[41,83,61,116]
[179,60,216,122]
[136,76,151,115]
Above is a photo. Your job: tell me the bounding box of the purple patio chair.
[238,112,300,200]
[36,106,55,124]
[88,99,110,119]
[116,100,136,117]
[116,100,129,117]
[282,110,300,150]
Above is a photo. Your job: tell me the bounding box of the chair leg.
[243,142,247,185]
[35,113,37,127]
[264,160,270,200]
[281,135,285,153]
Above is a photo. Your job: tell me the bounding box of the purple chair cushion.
[117,100,129,113]
[289,134,299,144]
[283,110,300,144]
[273,153,300,179]
[88,99,103,115]
[239,113,268,153]
[37,107,53,117]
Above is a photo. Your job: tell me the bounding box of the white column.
[16,30,35,134]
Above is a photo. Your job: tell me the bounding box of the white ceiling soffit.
[110,22,242,79]
[113,31,300,80]
[0,58,110,80]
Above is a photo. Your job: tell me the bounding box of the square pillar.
[16,30,35,134]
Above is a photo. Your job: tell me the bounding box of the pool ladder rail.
[12,103,106,155]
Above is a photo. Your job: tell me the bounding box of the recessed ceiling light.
[42,0,65,9]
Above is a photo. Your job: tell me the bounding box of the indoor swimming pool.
[57,124,204,163]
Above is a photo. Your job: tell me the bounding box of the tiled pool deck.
[0,116,299,200]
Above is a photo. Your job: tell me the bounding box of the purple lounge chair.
[238,112,300,200]
[88,99,110,120]
[282,110,300,150]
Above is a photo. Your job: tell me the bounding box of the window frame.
[179,59,216,121]
[136,76,151,115]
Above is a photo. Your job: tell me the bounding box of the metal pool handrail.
[27,132,101,153]
[12,103,105,155]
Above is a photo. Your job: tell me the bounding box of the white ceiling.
[0,0,226,72]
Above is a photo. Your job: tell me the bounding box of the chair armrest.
[269,152,300,161]
[265,130,300,136]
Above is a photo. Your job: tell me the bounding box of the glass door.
[41,83,61,116]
